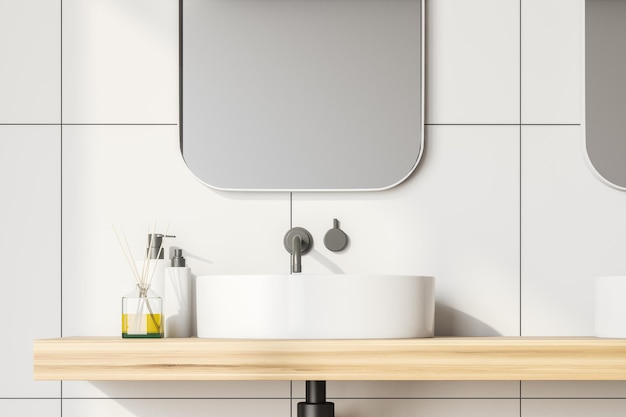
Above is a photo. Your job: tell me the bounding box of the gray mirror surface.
[181,0,424,191]
[586,0,626,189]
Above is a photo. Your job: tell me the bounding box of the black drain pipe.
[297,381,334,417]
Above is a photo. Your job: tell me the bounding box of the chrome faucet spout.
[292,235,302,273]
[284,227,312,274]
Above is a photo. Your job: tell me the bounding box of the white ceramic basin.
[196,274,435,339]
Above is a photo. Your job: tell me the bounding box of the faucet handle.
[323,218,348,252]
[284,227,312,273]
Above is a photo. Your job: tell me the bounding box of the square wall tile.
[62,0,178,123]
[62,380,289,399]
[62,125,289,337]
[523,400,626,417]
[0,400,60,417]
[522,381,626,399]
[292,381,519,399]
[0,0,60,123]
[521,126,626,335]
[293,125,520,337]
[0,127,60,398]
[63,399,289,417]
[292,399,519,417]
[521,0,583,124]
[426,0,520,124]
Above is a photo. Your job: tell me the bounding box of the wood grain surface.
[33,337,626,381]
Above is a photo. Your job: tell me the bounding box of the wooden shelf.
[33,337,626,381]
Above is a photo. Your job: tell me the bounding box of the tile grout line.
[289,192,293,278]
[424,123,580,126]
[0,123,179,126]
[0,123,577,127]
[519,0,522,336]
[289,193,293,229]
[62,123,179,125]
[60,0,64,413]
[60,397,295,400]
[179,0,183,149]
[60,0,63,340]
[7,396,626,401]
[519,0,523,413]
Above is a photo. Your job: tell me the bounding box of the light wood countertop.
[33,337,626,381]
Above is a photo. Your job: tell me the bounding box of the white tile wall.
[521,126,626,336]
[62,0,178,123]
[521,0,583,124]
[426,0,520,124]
[61,125,288,398]
[62,125,289,337]
[62,380,289,400]
[0,400,60,417]
[0,0,60,123]
[292,126,521,338]
[62,399,289,417]
[523,399,626,417]
[292,381,519,399]
[0,127,60,398]
[522,381,626,398]
[3,0,626,416]
[292,399,520,417]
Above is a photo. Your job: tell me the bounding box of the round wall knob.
[323,219,348,252]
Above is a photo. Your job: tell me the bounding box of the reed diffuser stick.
[140,224,156,293]
[112,225,141,285]
[122,229,142,286]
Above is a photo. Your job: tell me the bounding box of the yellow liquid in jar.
[122,313,163,338]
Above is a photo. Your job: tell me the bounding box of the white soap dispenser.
[163,248,192,337]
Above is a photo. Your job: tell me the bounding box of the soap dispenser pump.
[146,233,175,258]
[135,233,175,297]
[163,248,192,337]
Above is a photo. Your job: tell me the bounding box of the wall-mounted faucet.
[284,227,312,273]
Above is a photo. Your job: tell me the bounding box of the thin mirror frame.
[179,0,425,192]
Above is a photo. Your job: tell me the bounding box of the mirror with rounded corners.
[586,0,626,190]
[181,0,424,191]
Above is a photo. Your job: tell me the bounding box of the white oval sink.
[196,274,435,339]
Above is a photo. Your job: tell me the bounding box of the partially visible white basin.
[196,274,435,339]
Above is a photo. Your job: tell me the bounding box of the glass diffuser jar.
[122,285,163,338]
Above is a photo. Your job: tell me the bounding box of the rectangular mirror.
[585,0,626,190]
[181,0,424,191]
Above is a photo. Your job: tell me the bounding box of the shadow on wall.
[65,396,285,417]
[435,303,501,337]
[87,380,282,398]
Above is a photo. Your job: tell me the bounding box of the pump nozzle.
[171,248,186,267]
[146,234,176,259]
